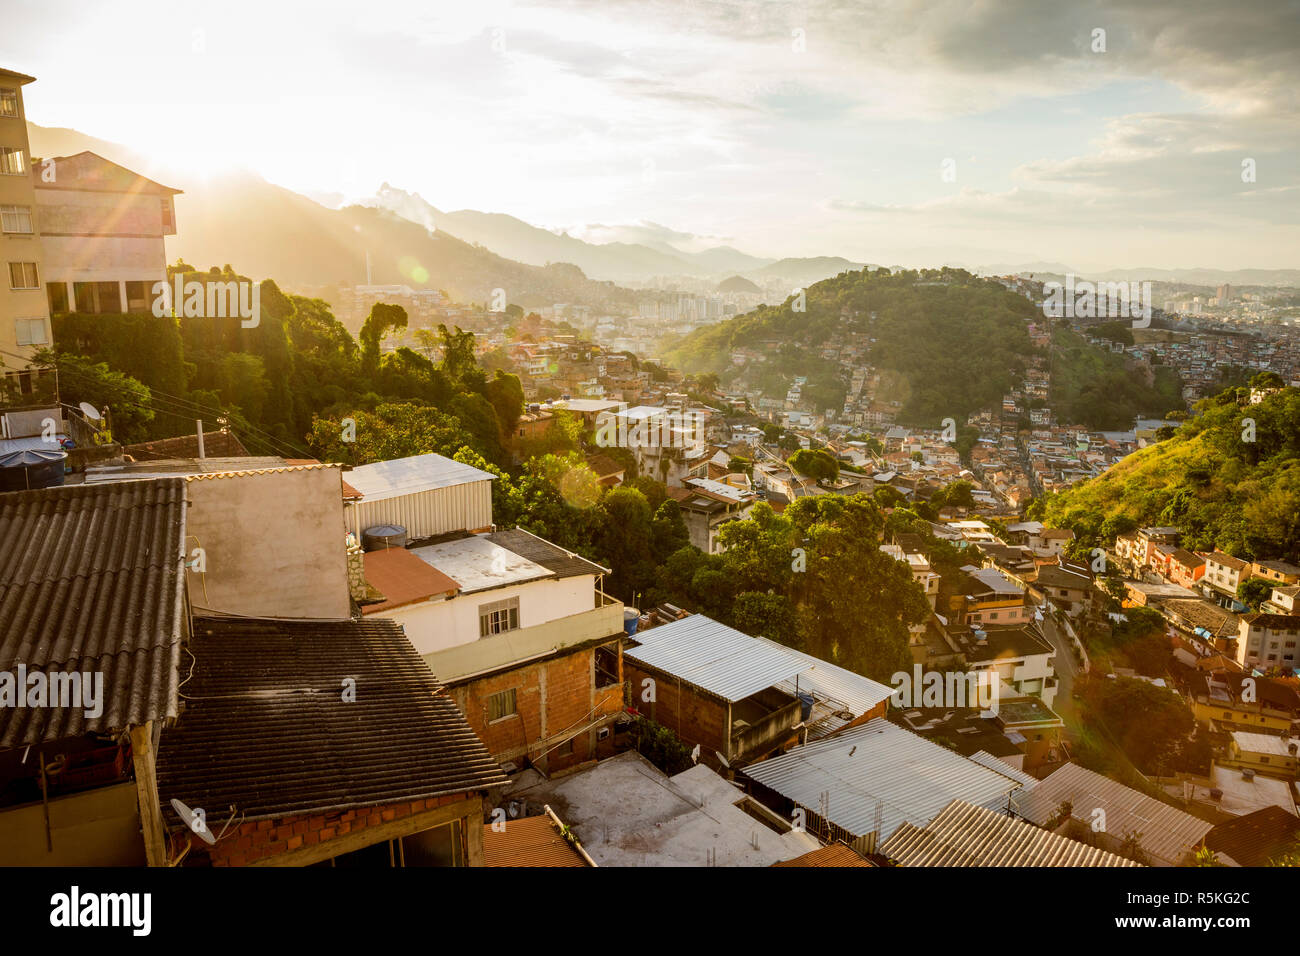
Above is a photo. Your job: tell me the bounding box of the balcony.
[729,687,801,763]
[424,600,626,684]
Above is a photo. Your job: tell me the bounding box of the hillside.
[662,266,1040,425]
[717,275,761,294]
[1031,385,1300,561]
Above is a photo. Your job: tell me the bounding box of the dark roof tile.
[0,479,186,748]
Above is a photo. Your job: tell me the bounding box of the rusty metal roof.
[361,547,459,614]
[482,809,594,867]
[0,479,187,749]
[156,616,508,825]
[771,844,873,867]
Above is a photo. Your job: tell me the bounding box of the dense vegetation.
[1048,323,1182,429]
[1032,380,1300,561]
[25,263,930,684]
[663,267,1039,426]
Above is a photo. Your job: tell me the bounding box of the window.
[478,597,519,637]
[160,197,174,232]
[14,318,48,347]
[0,146,25,175]
[487,688,517,722]
[8,262,37,289]
[0,88,17,117]
[0,204,33,234]
[46,282,67,313]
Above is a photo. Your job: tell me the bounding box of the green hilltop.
[1030,381,1300,562]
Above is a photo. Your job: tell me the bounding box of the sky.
[4,0,1298,271]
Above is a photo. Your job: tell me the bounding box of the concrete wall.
[0,781,145,866]
[185,466,351,619]
[0,77,48,368]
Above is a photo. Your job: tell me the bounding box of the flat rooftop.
[410,536,552,594]
[508,751,821,867]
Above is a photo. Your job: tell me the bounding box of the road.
[1039,607,1080,731]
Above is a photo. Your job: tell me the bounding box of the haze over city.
[4,0,1297,270]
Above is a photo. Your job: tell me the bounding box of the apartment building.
[1236,613,1300,670]
[34,151,181,315]
[0,67,49,380]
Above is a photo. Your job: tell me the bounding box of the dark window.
[46,281,67,313]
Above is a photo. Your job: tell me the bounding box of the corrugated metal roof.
[753,635,894,716]
[345,453,495,502]
[1010,763,1212,866]
[742,718,1023,841]
[0,479,187,749]
[881,799,1138,867]
[1204,806,1300,867]
[770,843,873,867]
[967,750,1040,789]
[482,811,594,867]
[156,616,509,825]
[625,615,807,703]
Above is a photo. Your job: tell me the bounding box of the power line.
[1,346,314,459]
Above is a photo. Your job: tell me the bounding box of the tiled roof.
[882,799,1137,867]
[0,479,187,749]
[156,616,509,824]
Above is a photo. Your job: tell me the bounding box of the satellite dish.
[78,401,102,421]
[170,798,216,845]
[714,751,731,769]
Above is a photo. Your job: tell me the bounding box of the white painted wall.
[374,574,597,657]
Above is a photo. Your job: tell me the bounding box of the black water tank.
[361,524,408,552]
[0,449,67,492]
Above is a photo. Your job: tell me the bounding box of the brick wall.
[451,643,622,774]
[625,663,729,755]
[204,792,471,867]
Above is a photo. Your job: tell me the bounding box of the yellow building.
[0,67,50,387]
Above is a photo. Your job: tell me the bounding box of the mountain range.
[25,124,1299,306]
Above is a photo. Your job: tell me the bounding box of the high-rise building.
[0,67,50,383]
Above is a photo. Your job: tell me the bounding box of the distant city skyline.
[4,0,1297,271]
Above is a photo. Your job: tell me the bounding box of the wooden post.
[464,794,485,867]
[131,722,167,867]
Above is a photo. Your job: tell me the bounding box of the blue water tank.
[623,608,640,637]
[0,449,67,492]
[797,692,815,722]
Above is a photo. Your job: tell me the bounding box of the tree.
[1238,577,1274,611]
[32,349,155,443]
[788,448,839,482]
[359,303,408,374]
